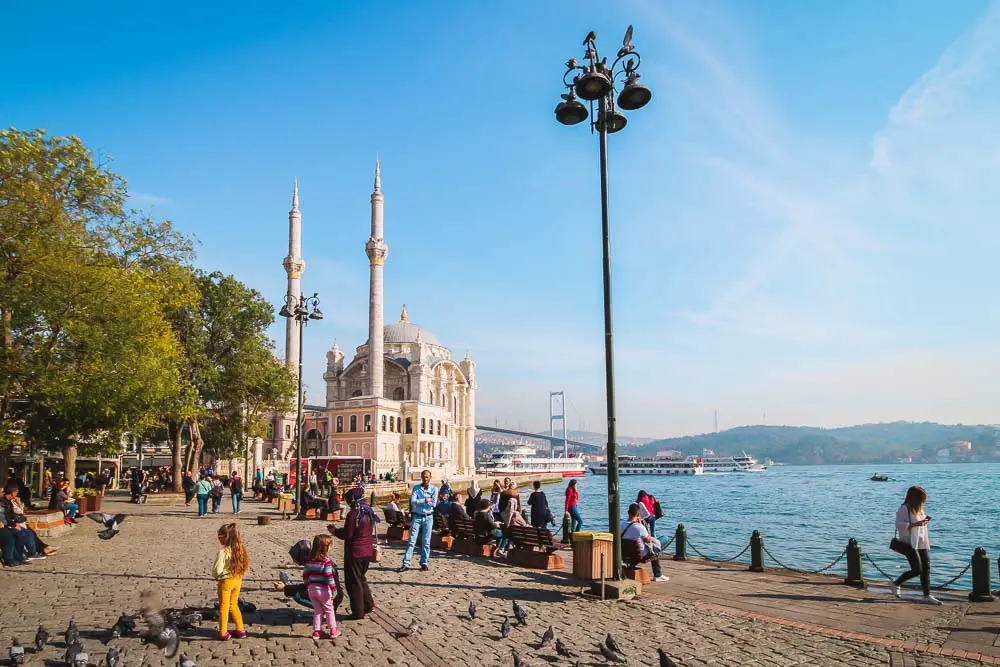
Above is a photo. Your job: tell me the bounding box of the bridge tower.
[549,391,568,457]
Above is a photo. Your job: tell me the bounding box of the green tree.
[163,271,295,489]
[0,128,193,484]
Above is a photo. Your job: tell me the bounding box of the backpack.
[653,499,664,519]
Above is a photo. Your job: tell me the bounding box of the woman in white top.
[891,486,940,605]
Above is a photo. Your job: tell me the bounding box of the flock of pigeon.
[402,598,680,666]
[7,612,200,666]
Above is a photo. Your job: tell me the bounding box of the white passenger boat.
[477,446,586,478]
[589,455,705,476]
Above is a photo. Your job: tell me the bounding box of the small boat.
[870,473,891,482]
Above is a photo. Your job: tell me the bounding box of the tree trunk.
[184,419,203,475]
[169,420,184,492]
[0,450,8,486]
[63,443,77,489]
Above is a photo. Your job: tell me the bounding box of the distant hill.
[627,422,1000,465]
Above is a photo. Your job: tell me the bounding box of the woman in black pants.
[333,487,376,620]
[891,485,940,605]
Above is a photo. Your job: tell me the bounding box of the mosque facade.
[259,163,477,480]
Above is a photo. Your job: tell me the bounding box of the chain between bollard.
[686,540,751,563]
[863,553,973,591]
[659,534,676,549]
[762,546,847,575]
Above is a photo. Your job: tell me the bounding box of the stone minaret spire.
[365,160,388,398]
[283,178,306,371]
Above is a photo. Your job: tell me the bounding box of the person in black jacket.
[181,472,196,506]
[526,480,552,529]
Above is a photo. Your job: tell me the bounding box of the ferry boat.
[477,446,586,478]
[589,455,705,476]
[700,451,768,473]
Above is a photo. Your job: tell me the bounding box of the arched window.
[352,389,363,398]
[363,414,372,432]
[336,416,343,433]
[420,418,426,434]
[405,417,413,434]
[349,443,356,456]
[393,387,405,400]
[350,415,357,432]
[381,415,387,431]
[436,420,441,435]
[429,391,434,405]
[266,423,274,440]
[444,424,448,437]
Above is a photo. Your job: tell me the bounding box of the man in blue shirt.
[398,469,438,572]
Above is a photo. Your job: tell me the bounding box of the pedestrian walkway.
[0,496,991,666]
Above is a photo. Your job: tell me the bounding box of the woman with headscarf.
[465,479,483,518]
[333,486,377,620]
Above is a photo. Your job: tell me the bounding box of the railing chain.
[687,539,751,563]
[762,546,846,575]
[863,553,973,591]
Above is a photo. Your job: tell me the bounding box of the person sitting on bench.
[384,493,405,526]
[623,503,669,583]
[302,489,328,513]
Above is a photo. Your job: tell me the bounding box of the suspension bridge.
[475,391,603,452]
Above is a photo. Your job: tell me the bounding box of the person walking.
[333,487,376,620]
[213,523,250,640]
[309,469,319,496]
[398,470,437,573]
[182,472,195,506]
[623,503,669,582]
[210,475,224,514]
[891,486,941,605]
[637,490,657,537]
[195,474,212,517]
[230,472,243,514]
[565,479,583,533]
[527,480,552,529]
[302,534,342,640]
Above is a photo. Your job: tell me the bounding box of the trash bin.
[572,532,614,580]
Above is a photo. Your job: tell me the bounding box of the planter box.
[76,495,103,513]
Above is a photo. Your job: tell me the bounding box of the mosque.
[260,163,477,480]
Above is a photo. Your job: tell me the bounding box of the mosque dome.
[383,305,440,346]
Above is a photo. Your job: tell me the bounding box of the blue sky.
[5,1,1000,437]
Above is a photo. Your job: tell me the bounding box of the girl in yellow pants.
[214,523,250,640]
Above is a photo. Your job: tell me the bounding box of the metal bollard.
[674,523,687,561]
[969,547,995,602]
[561,512,572,544]
[749,530,765,572]
[844,538,865,588]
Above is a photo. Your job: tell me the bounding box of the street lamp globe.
[617,77,652,111]
[555,95,589,126]
[574,68,613,101]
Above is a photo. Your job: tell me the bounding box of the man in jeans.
[397,470,438,573]
[622,503,669,582]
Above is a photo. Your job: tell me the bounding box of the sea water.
[544,463,1000,589]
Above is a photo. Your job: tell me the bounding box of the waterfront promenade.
[1,497,995,666]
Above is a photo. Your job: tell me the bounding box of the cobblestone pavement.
[0,498,983,666]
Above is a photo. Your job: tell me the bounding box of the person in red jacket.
[565,479,583,533]
[637,490,658,537]
[332,487,377,620]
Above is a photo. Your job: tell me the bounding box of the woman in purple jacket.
[332,487,378,620]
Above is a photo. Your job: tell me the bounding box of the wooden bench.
[505,526,565,570]
[452,517,496,557]
[430,513,454,550]
[382,507,409,541]
[622,538,653,585]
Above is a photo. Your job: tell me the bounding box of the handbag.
[653,499,665,519]
[371,515,383,563]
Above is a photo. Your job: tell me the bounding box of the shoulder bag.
[371,515,383,563]
[653,499,665,519]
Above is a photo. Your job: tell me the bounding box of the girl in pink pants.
[302,534,341,640]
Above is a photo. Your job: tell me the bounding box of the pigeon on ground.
[278,571,291,585]
[65,640,88,667]
[178,655,196,667]
[605,633,624,655]
[64,618,79,646]
[598,642,628,663]
[468,599,477,620]
[539,625,554,647]
[161,608,202,630]
[402,619,420,637]
[88,512,126,539]
[657,648,679,667]
[106,646,121,667]
[556,638,574,658]
[111,613,136,639]
[33,626,48,651]
[512,600,527,626]
[513,648,528,667]
[500,616,511,639]
[8,638,25,665]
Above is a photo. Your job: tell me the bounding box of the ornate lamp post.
[279,292,323,517]
[555,26,651,581]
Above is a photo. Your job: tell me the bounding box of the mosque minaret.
[365,160,387,398]
[282,179,305,371]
